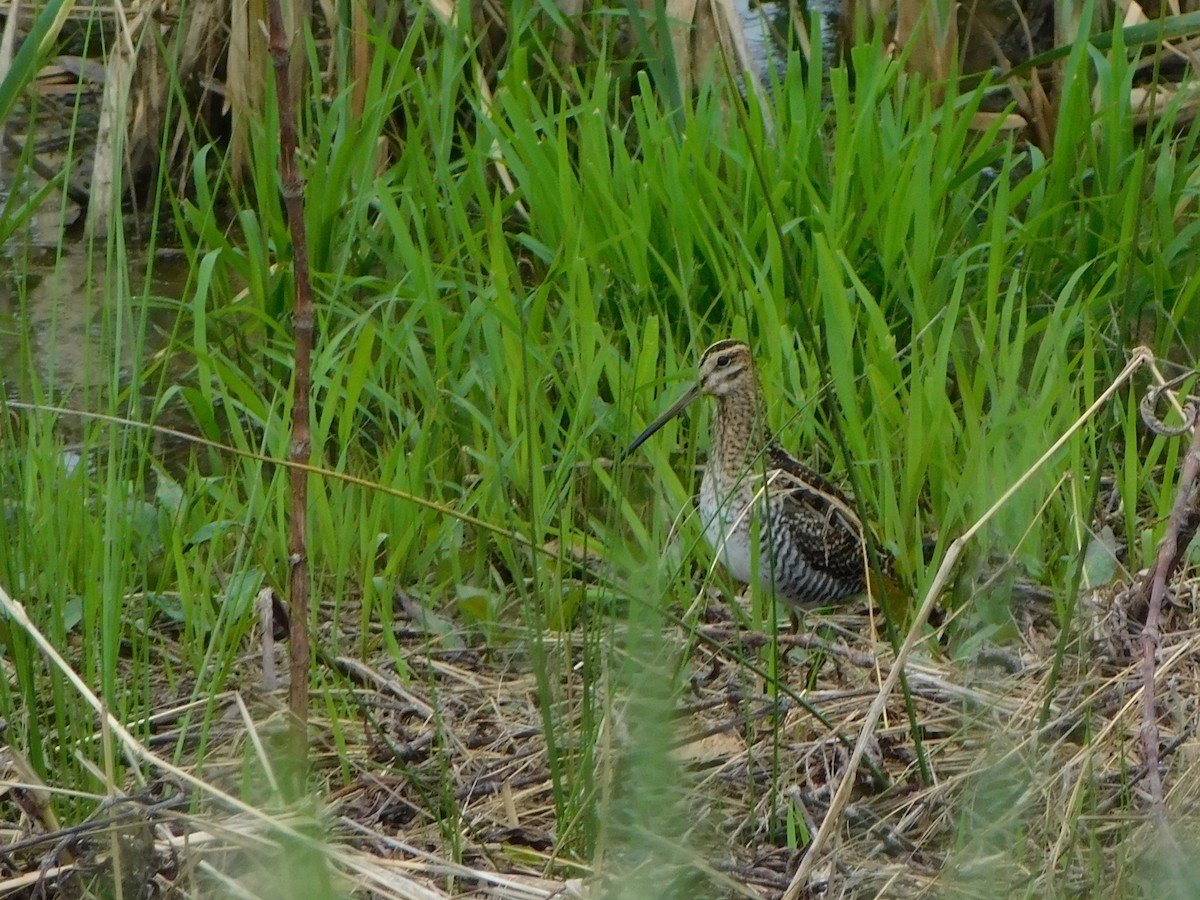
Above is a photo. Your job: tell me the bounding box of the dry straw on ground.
[4,559,1200,896]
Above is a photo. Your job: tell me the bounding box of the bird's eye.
[716,355,731,368]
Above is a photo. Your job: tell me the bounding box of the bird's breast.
[698,468,756,584]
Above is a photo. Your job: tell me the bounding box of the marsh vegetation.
[2,2,1200,897]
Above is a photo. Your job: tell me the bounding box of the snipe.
[625,339,870,611]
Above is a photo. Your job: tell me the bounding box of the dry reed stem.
[86,0,134,236]
[350,0,368,119]
[655,0,770,111]
[553,0,586,67]
[0,0,20,154]
[1137,388,1200,825]
[895,0,958,89]
[265,0,316,781]
[227,0,265,180]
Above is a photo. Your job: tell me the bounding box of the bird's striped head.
[622,339,762,459]
[696,340,757,399]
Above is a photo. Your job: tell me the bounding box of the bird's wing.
[758,448,869,581]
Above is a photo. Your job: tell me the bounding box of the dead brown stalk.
[1137,376,1200,826]
[266,0,315,784]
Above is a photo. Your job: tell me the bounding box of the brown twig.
[265,0,315,783]
[696,625,877,668]
[1137,383,1200,825]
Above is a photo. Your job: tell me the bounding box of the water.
[737,1,843,84]
[0,242,187,407]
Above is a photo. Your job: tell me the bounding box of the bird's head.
[622,338,759,458]
[695,340,756,399]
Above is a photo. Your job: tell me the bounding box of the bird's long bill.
[621,383,701,459]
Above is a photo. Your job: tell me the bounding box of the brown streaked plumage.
[625,340,870,610]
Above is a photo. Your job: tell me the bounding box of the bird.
[624,339,872,613]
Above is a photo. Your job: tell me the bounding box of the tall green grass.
[2,3,1199,891]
